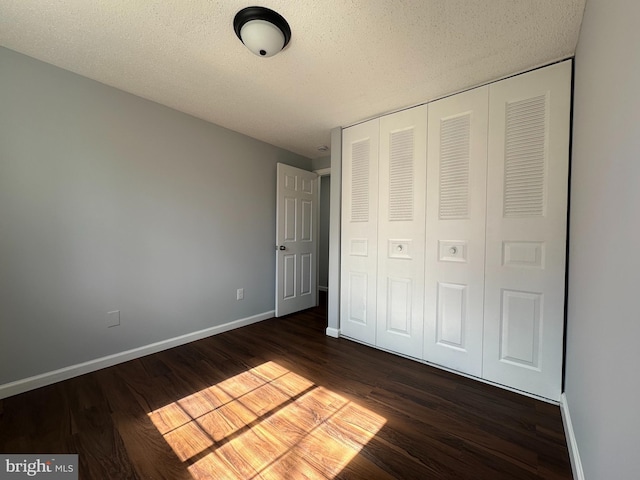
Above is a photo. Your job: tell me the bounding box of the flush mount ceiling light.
[233,6,291,58]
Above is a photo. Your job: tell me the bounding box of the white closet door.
[376,106,427,358]
[424,86,489,376]
[340,119,380,345]
[483,61,571,400]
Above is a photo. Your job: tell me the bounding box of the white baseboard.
[325,327,340,338]
[560,393,585,480]
[318,286,328,292]
[0,310,274,400]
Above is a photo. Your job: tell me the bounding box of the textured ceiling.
[0,1,585,159]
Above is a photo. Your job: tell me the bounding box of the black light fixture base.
[233,6,292,50]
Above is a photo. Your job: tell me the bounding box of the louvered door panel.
[424,86,489,376]
[376,106,427,358]
[388,129,415,222]
[340,119,379,345]
[439,115,471,220]
[504,95,547,217]
[483,61,571,400]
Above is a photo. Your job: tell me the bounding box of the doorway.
[317,170,330,308]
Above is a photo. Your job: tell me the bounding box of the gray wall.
[0,47,310,385]
[566,0,640,478]
[312,155,331,171]
[318,176,330,289]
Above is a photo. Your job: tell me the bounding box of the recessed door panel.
[301,200,312,242]
[348,272,368,325]
[437,283,467,350]
[350,239,368,257]
[284,174,296,191]
[283,254,296,300]
[503,241,545,268]
[386,277,412,335]
[301,253,312,296]
[301,177,313,195]
[500,290,542,369]
[284,197,297,242]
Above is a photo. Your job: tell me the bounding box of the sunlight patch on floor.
[147,361,387,479]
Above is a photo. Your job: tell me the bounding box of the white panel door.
[483,61,571,400]
[376,106,427,358]
[275,163,318,317]
[340,119,379,344]
[424,86,489,376]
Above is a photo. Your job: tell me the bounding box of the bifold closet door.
[340,118,379,345]
[376,106,427,358]
[483,61,571,400]
[424,86,489,376]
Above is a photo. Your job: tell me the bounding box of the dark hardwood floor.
[0,297,572,479]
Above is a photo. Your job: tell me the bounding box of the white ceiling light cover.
[240,19,285,57]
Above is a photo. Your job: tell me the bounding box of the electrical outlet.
[107,310,120,328]
[236,288,244,300]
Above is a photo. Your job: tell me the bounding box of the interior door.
[483,61,571,400]
[275,163,318,317]
[376,106,427,358]
[424,86,488,376]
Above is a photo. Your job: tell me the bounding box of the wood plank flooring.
[0,298,572,479]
